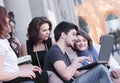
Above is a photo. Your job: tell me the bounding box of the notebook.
[77,35,114,70]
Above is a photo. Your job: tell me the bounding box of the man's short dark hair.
[54,21,78,41]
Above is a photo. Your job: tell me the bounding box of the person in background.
[22,16,62,83]
[8,19,22,57]
[108,28,120,55]
[74,30,120,83]
[44,21,112,83]
[0,6,62,83]
[8,11,14,21]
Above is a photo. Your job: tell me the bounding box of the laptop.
[77,35,114,70]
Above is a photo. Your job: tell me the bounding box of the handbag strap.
[34,43,48,68]
[35,51,41,68]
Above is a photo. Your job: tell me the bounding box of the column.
[4,0,32,43]
[0,0,4,6]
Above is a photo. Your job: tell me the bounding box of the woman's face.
[2,17,10,38]
[38,23,50,40]
[75,35,88,51]
[9,21,15,34]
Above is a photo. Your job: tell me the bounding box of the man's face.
[65,29,77,48]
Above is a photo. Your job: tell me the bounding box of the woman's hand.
[86,55,93,62]
[18,69,36,79]
[32,66,42,74]
[111,69,120,79]
[77,56,92,63]
[11,37,21,47]
[104,60,109,67]
[18,65,42,79]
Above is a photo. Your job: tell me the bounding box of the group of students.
[0,5,120,83]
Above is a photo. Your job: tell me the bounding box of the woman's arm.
[21,44,28,56]
[0,56,19,81]
[0,56,37,82]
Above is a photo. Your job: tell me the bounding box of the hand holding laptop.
[85,54,93,64]
[78,56,93,63]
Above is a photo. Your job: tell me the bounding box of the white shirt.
[0,38,19,72]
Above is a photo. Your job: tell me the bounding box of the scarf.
[77,47,98,66]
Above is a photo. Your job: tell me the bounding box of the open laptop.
[77,35,114,70]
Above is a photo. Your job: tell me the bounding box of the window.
[105,13,120,32]
[78,17,89,33]
[74,0,83,5]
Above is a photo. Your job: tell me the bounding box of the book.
[17,55,32,65]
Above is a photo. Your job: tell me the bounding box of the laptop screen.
[98,35,114,62]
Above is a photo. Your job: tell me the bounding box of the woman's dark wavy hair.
[8,11,14,21]
[27,17,52,46]
[74,30,93,51]
[0,6,9,38]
